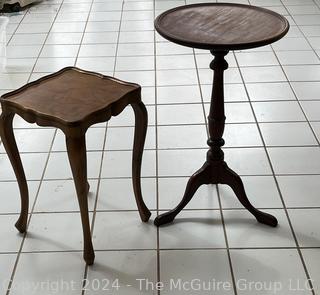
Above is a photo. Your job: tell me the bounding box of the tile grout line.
[73,0,96,69]
[1,206,320,217]
[2,244,320,257]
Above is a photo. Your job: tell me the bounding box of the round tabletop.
[155,3,289,51]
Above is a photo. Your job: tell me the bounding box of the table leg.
[66,134,95,265]
[154,50,277,228]
[0,111,29,233]
[132,101,151,222]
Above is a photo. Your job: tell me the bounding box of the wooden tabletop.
[1,67,140,126]
[155,3,289,51]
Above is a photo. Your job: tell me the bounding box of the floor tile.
[291,81,320,100]
[224,148,272,175]
[288,209,320,247]
[224,123,262,147]
[241,66,286,83]
[34,57,75,72]
[246,82,295,101]
[108,105,155,127]
[101,150,156,178]
[205,102,255,123]
[157,85,201,104]
[160,250,234,294]
[16,22,52,34]
[235,51,278,67]
[119,31,153,43]
[122,10,154,21]
[85,21,120,33]
[0,215,24,253]
[0,153,47,181]
[9,34,47,46]
[114,70,155,87]
[156,42,193,55]
[231,249,312,295]
[157,125,207,149]
[252,101,306,122]
[199,67,242,84]
[310,121,320,142]
[156,54,196,70]
[6,45,42,58]
[268,147,320,174]
[117,42,154,56]
[0,181,39,214]
[44,152,102,179]
[284,65,320,81]
[46,32,83,45]
[205,83,248,102]
[40,44,80,58]
[85,250,157,295]
[52,128,105,152]
[10,252,85,295]
[276,50,320,65]
[220,175,282,209]
[51,21,86,32]
[159,210,226,249]
[55,10,87,21]
[158,178,219,210]
[34,179,98,213]
[300,101,320,121]
[157,69,198,86]
[23,212,91,252]
[0,73,30,90]
[93,211,156,250]
[82,32,118,44]
[4,58,36,73]
[272,37,312,51]
[301,249,320,294]
[260,122,317,146]
[76,57,115,72]
[225,209,295,247]
[78,44,117,57]
[0,129,55,153]
[105,126,156,150]
[158,149,206,177]
[157,104,205,125]
[97,178,156,211]
[278,175,320,207]
[116,56,154,71]
[0,253,17,294]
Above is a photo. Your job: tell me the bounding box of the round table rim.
[154,2,290,51]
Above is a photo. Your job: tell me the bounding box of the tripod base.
[154,160,278,227]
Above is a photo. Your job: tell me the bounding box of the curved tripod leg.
[0,112,29,233]
[220,163,278,227]
[154,162,211,227]
[66,135,95,265]
[131,101,151,222]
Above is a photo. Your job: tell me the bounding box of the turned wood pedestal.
[153,3,289,227]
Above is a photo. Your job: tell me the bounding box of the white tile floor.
[1,0,320,294]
